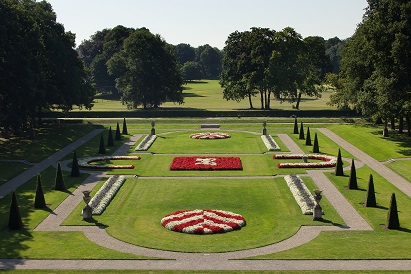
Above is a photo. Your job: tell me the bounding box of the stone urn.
[262,121,267,135]
[82,190,93,220]
[151,121,156,135]
[313,189,323,220]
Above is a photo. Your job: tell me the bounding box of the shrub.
[299,123,305,140]
[386,193,400,229]
[365,174,377,207]
[312,133,319,153]
[98,134,106,154]
[54,162,66,191]
[305,127,312,146]
[335,149,344,176]
[70,150,80,177]
[115,122,121,141]
[293,117,298,134]
[107,126,114,147]
[34,174,47,208]
[122,118,128,135]
[8,191,23,230]
[348,159,358,189]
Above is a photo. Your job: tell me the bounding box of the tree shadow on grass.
[313,218,345,227]
[369,127,411,156]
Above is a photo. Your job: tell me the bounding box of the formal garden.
[1,117,411,264]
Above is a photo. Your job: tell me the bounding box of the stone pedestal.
[82,190,92,220]
[313,189,323,220]
[262,121,267,135]
[151,121,156,135]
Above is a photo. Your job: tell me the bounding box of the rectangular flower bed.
[261,135,280,151]
[284,174,315,215]
[170,157,243,171]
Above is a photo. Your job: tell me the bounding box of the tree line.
[0,0,94,135]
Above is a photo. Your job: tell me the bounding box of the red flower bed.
[170,156,243,170]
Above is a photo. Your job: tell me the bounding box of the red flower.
[170,157,243,171]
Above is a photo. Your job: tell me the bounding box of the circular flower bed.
[161,209,246,234]
[189,132,231,139]
[78,156,141,169]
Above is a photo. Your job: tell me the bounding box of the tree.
[54,162,66,191]
[386,193,400,229]
[107,126,114,147]
[175,43,196,65]
[348,159,358,189]
[299,123,305,140]
[70,151,80,177]
[8,191,23,230]
[335,149,344,176]
[195,44,222,79]
[181,61,204,82]
[115,122,121,141]
[34,174,46,209]
[312,133,319,153]
[305,127,312,146]
[98,134,106,154]
[107,28,183,109]
[365,174,376,207]
[325,37,346,74]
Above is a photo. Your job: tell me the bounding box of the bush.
[122,118,128,135]
[335,149,344,176]
[8,191,23,230]
[386,193,400,229]
[70,150,80,177]
[293,117,298,134]
[348,159,358,189]
[305,127,312,146]
[34,174,46,208]
[365,174,376,207]
[312,133,319,153]
[54,162,66,191]
[299,123,305,140]
[107,126,114,147]
[115,122,121,141]
[99,134,106,154]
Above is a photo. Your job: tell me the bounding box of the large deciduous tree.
[107,28,183,109]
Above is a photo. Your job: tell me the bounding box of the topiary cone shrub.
[115,122,121,141]
[335,149,344,176]
[122,118,128,135]
[8,191,23,230]
[305,127,312,146]
[107,126,114,147]
[299,123,305,140]
[54,162,66,191]
[98,134,106,154]
[293,117,298,134]
[348,159,358,189]
[312,133,319,153]
[34,174,46,209]
[365,174,376,207]
[70,150,80,177]
[386,193,400,229]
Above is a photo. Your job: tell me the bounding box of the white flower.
[261,135,280,151]
[89,175,126,215]
[135,134,157,151]
[78,156,140,169]
[284,175,316,215]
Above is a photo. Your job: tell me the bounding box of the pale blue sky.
[46,0,368,49]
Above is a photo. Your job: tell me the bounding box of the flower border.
[189,132,231,139]
[170,156,243,171]
[274,154,337,168]
[78,156,141,169]
[284,174,315,215]
[135,134,157,151]
[161,209,246,234]
[89,175,126,215]
[261,135,280,151]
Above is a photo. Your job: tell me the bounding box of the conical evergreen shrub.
[365,174,376,207]
[8,191,23,230]
[335,149,344,176]
[107,126,114,147]
[312,133,319,153]
[115,122,121,141]
[70,150,80,177]
[348,159,358,189]
[122,118,128,135]
[293,117,298,134]
[305,127,312,146]
[386,193,400,229]
[54,162,66,191]
[98,134,106,154]
[34,174,46,208]
[299,123,305,140]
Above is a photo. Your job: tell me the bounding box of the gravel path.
[1,130,410,270]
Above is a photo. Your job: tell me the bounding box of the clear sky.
[45,0,368,49]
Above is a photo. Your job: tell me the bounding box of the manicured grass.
[0,162,29,186]
[387,160,411,180]
[328,124,411,161]
[63,178,343,253]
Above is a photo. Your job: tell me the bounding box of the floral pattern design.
[170,156,243,170]
[189,132,231,139]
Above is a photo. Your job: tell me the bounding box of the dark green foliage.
[293,117,299,134]
[312,133,319,153]
[34,174,46,209]
[305,127,312,146]
[54,162,66,191]
[70,150,80,177]
[299,123,305,139]
[365,174,377,207]
[348,159,358,189]
[98,134,106,154]
[122,118,128,135]
[115,122,121,140]
[335,149,344,176]
[107,126,114,147]
[386,193,400,229]
[8,191,23,230]
[383,124,389,137]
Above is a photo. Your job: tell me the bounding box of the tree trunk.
[399,116,404,133]
[295,92,302,110]
[407,113,411,137]
[266,91,271,109]
[260,91,264,109]
[390,117,395,130]
[248,93,254,109]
